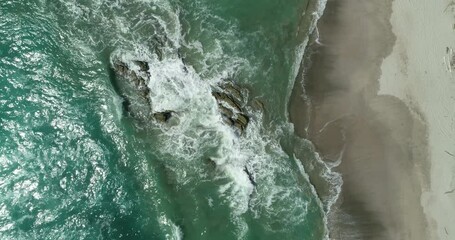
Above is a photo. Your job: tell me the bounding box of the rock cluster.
[111,59,254,134]
[211,82,250,134]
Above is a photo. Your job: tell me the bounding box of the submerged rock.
[233,113,249,133]
[251,98,265,111]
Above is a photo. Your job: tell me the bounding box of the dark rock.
[113,61,148,87]
[121,95,132,114]
[153,111,174,122]
[222,82,243,103]
[111,59,153,121]
[212,92,242,113]
[243,167,257,187]
[233,114,249,133]
[236,113,249,126]
[134,60,150,72]
[111,57,258,133]
[211,81,254,134]
[115,62,128,75]
[218,105,234,119]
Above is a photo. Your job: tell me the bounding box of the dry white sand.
[378,0,455,239]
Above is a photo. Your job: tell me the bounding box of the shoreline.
[290,0,438,238]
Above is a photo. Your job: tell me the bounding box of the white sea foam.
[109,49,319,233]
[158,215,183,240]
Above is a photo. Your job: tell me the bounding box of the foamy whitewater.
[0,0,340,239]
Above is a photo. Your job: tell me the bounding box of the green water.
[0,0,338,239]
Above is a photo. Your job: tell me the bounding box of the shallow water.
[0,0,339,239]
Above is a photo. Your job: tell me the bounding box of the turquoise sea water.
[0,0,340,239]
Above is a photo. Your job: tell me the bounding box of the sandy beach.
[379,0,455,239]
[290,0,455,238]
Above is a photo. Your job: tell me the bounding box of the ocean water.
[0,0,340,239]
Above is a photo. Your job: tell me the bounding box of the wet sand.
[290,0,430,239]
